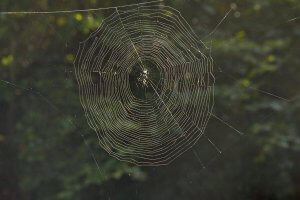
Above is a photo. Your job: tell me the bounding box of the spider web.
[74,2,221,166]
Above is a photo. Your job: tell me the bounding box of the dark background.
[0,0,299,200]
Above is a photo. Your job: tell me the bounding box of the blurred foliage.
[0,0,300,200]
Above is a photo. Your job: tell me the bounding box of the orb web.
[74,3,215,166]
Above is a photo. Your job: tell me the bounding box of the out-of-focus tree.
[0,0,299,200]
